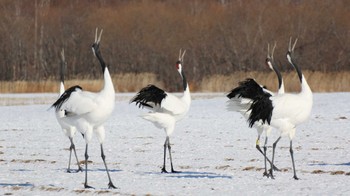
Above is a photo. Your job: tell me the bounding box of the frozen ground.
[0,93,349,195]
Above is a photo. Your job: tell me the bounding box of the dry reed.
[198,71,350,92]
[0,71,349,93]
[0,73,162,93]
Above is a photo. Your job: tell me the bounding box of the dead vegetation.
[9,159,55,164]
[0,1,349,92]
[198,71,350,92]
[0,73,161,93]
[1,71,349,93]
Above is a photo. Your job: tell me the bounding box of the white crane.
[130,49,191,173]
[248,38,313,180]
[51,29,116,188]
[54,48,83,173]
[226,43,284,177]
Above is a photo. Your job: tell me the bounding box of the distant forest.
[1,0,349,89]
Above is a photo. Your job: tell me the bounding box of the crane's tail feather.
[130,85,167,109]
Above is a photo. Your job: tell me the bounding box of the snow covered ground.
[0,93,349,195]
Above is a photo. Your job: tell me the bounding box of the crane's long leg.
[262,137,269,177]
[263,137,270,173]
[167,137,180,173]
[269,136,281,179]
[84,144,94,189]
[67,138,73,173]
[290,140,299,180]
[100,144,117,189]
[256,137,279,174]
[161,137,168,173]
[68,137,83,172]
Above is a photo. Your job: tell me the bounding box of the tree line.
[0,0,349,90]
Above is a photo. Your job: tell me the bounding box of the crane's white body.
[59,69,115,143]
[270,76,312,139]
[227,87,281,135]
[142,86,190,136]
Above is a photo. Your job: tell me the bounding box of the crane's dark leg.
[161,137,168,173]
[167,137,180,173]
[84,144,94,189]
[67,137,73,173]
[69,137,83,172]
[290,141,299,180]
[256,138,279,177]
[262,137,269,177]
[269,136,281,179]
[100,144,117,189]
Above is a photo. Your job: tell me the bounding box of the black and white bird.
[54,48,83,173]
[130,49,191,173]
[226,43,284,176]
[51,29,117,188]
[248,38,313,180]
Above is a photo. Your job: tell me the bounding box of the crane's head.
[91,28,107,72]
[176,60,182,73]
[176,49,186,74]
[92,28,103,57]
[266,42,276,71]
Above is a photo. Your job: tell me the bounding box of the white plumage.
[131,49,191,173]
[52,29,116,189]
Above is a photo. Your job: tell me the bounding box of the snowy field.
[0,92,349,195]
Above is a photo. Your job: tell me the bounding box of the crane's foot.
[77,166,83,172]
[161,168,168,173]
[269,169,275,179]
[108,181,117,189]
[263,171,270,178]
[84,183,94,189]
[67,167,83,173]
[171,169,181,173]
[293,175,299,180]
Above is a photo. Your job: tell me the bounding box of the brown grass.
[0,73,161,93]
[0,71,349,93]
[112,73,163,92]
[198,71,350,92]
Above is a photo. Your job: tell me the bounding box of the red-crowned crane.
[52,29,117,188]
[248,38,313,179]
[226,43,284,177]
[54,48,83,173]
[130,50,191,173]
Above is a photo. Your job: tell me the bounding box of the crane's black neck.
[92,43,107,73]
[272,63,283,90]
[96,52,107,73]
[181,70,187,91]
[287,52,303,83]
[60,62,66,84]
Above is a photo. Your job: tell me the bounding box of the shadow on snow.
[56,168,122,173]
[0,182,34,187]
[308,162,350,166]
[167,171,233,179]
[142,171,233,179]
